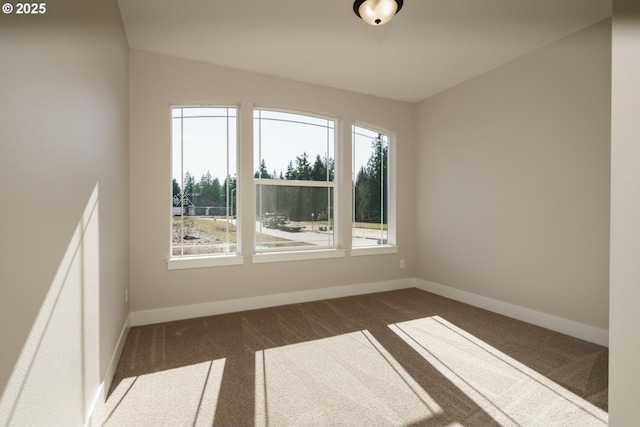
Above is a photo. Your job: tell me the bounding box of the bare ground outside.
[172,216,388,255]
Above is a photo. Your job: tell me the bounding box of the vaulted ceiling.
[118,0,611,103]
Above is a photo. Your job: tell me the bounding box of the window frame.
[167,105,243,269]
[351,122,398,256]
[252,107,341,258]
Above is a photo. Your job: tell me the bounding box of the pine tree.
[198,171,212,200]
[354,135,388,223]
[285,161,295,180]
[184,172,195,196]
[211,177,221,202]
[172,178,181,197]
[312,154,327,181]
[255,159,272,179]
[221,175,237,216]
[294,152,311,180]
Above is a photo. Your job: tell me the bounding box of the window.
[254,109,337,252]
[171,106,238,258]
[352,124,393,249]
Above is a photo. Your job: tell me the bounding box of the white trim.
[85,314,130,427]
[252,248,346,264]
[167,255,244,270]
[255,178,337,188]
[414,279,609,347]
[350,245,399,256]
[130,278,413,327]
[129,276,608,345]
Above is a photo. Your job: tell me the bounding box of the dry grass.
[172,216,386,254]
[172,217,235,255]
[173,216,304,254]
[353,221,387,230]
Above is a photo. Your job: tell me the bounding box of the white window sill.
[350,245,399,256]
[252,248,346,264]
[167,255,245,270]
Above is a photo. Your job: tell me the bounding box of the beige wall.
[2,3,630,422]
[413,20,611,329]
[609,0,640,424]
[0,1,129,425]
[129,50,414,313]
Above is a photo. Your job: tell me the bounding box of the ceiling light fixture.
[353,0,403,26]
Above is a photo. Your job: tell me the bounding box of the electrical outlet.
[400,259,406,269]
[125,288,129,304]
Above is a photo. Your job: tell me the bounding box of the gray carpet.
[102,288,608,426]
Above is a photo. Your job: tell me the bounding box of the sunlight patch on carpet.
[254,330,442,427]
[101,358,226,426]
[390,316,608,427]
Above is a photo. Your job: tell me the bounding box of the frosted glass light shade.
[354,0,403,26]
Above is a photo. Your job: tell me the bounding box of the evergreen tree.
[255,160,276,214]
[172,178,181,197]
[253,152,336,220]
[325,155,335,181]
[287,153,309,219]
[312,154,327,181]
[184,172,195,196]
[354,166,370,222]
[255,159,273,179]
[309,154,332,218]
[211,177,221,202]
[221,175,237,217]
[285,161,295,180]
[354,135,388,223]
[198,171,213,200]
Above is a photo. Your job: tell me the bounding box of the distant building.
[172,194,194,215]
[173,193,226,216]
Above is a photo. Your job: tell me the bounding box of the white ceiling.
[117,0,611,103]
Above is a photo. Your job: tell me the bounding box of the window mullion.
[225,110,230,253]
[380,137,384,242]
[180,110,184,256]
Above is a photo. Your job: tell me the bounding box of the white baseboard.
[129,277,608,345]
[130,278,414,327]
[86,314,131,427]
[414,279,609,347]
